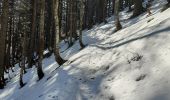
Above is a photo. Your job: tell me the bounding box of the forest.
[0,0,170,100]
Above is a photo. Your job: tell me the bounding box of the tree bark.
[53,0,66,66]
[20,23,27,88]
[0,0,9,89]
[28,0,37,68]
[37,0,45,80]
[112,0,115,14]
[114,0,122,31]
[132,0,144,17]
[79,0,85,49]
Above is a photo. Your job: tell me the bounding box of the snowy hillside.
[0,0,170,100]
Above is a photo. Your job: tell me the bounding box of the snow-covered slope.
[1,0,170,100]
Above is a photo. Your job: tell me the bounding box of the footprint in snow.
[38,94,43,97]
[107,77,115,81]
[48,95,58,99]
[90,77,95,80]
[136,74,146,82]
[104,85,110,90]
[104,66,110,71]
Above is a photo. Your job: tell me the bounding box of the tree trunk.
[59,0,63,41]
[53,0,66,66]
[37,0,45,80]
[96,0,106,23]
[69,0,73,46]
[112,0,115,14]
[87,0,95,28]
[114,0,122,31]
[79,0,85,49]
[132,0,144,17]
[28,0,37,68]
[0,0,9,89]
[20,24,27,88]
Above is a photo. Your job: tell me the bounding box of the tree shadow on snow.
[90,18,170,50]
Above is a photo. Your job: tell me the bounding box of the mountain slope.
[0,0,170,100]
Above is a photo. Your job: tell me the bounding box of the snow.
[1,0,170,100]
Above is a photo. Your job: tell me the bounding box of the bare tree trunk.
[79,0,85,49]
[53,0,66,66]
[112,0,115,14]
[19,24,27,88]
[59,0,63,41]
[72,0,78,41]
[114,0,122,31]
[28,0,37,68]
[37,0,45,80]
[0,0,9,89]
[69,0,77,46]
[87,0,95,28]
[96,0,106,23]
[132,0,144,17]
